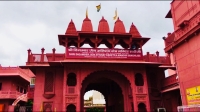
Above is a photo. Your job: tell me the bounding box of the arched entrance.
[80,70,133,112]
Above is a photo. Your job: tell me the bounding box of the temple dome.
[81,17,93,31]
[113,17,126,33]
[98,16,109,32]
[65,19,77,34]
[129,23,142,37]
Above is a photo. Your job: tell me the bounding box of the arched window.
[43,102,53,112]
[44,72,54,92]
[135,73,144,86]
[67,73,77,86]
[138,103,147,112]
[66,104,76,112]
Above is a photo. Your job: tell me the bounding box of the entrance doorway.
[81,70,133,112]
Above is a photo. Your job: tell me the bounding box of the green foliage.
[26,99,33,106]
[86,107,104,112]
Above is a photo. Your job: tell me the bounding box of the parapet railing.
[143,51,171,64]
[0,91,27,101]
[164,33,175,47]
[26,48,171,65]
[27,48,65,63]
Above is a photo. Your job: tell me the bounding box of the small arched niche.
[67,73,77,86]
[66,104,76,112]
[135,73,144,86]
[138,103,147,112]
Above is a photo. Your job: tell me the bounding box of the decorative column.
[95,36,98,48]
[78,36,80,48]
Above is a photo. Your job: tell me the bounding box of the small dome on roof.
[98,16,109,32]
[129,23,142,37]
[113,17,126,33]
[65,19,77,34]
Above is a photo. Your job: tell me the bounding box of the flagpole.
[100,3,102,17]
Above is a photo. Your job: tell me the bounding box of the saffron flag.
[113,8,118,20]
[86,7,88,18]
[96,4,101,12]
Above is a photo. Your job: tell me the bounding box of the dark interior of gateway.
[85,78,124,112]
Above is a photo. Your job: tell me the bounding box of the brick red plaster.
[98,16,109,32]
[113,17,126,33]
[65,19,77,34]
[81,17,93,32]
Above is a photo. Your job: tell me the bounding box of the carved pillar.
[78,36,80,48]
[63,65,67,111]
[95,36,98,48]
[41,48,45,62]
[52,48,56,61]
[140,40,144,58]
[143,71,151,112]
[65,39,68,59]
[112,36,116,48]
[129,38,133,49]
[123,85,132,112]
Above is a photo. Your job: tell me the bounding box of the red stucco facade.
[19,13,180,111]
[4,1,200,111]
[164,0,200,107]
[0,66,34,111]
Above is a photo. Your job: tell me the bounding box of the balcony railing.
[0,91,27,101]
[162,74,179,88]
[143,52,171,65]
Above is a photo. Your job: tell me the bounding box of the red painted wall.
[170,0,200,31]
[32,63,157,111]
[33,68,64,111]
[173,34,200,105]
[166,0,200,106]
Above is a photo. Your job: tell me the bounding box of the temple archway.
[80,70,133,112]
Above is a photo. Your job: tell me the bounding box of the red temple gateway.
[20,14,177,112]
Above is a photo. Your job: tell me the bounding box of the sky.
[0,1,174,67]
